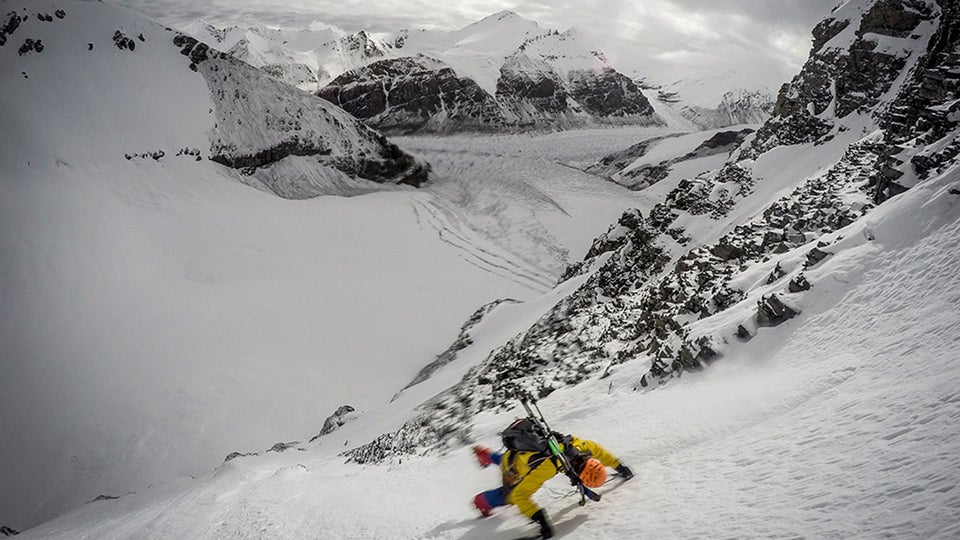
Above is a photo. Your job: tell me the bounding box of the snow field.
[18,163,960,539]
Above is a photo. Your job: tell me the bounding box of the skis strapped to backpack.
[518,394,601,506]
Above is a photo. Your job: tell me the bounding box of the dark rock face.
[496,53,568,124]
[811,18,851,55]
[698,129,754,150]
[775,0,934,120]
[318,56,504,134]
[113,30,135,51]
[566,68,655,118]
[0,11,23,48]
[859,0,931,37]
[401,299,519,391]
[224,451,258,462]
[1,525,19,536]
[267,441,299,453]
[318,54,660,133]
[585,134,680,178]
[17,38,42,55]
[805,247,831,268]
[311,405,358,441]
[341,30,385,58]
[210,137,331,170]
[756,294,798,327]
[587,129,754,192]
[754,0,937,165]
[876,1,960,201]
[789,274,812,292]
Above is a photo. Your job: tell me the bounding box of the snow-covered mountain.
[5,0,960,537]
[182,19,396,91]
[0,3,427,201]
[339,0,958,463]
[675,89,776,130]
[320,14,662,133]
[189,11,663,133]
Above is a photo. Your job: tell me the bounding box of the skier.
[471,418,634,539]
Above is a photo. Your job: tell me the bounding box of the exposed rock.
[401,299,519,391]
[496,51,569,124]
[756,294,799,327]
[17,37,42,56]
[811,17,851,55]
[584,134,682,177]
[876,1,960,200]
[587,129,753,192]
[1,11,23,46]
[310,405,358,441]
[566,67,655,118]
[0,525,19,536]
[804,247,831,268]
[224,451,258,462]
[113,30,135,51]
[767,262,786,284]
[789,274,812,293]
[267,441,300,453]
[318,56,504,134]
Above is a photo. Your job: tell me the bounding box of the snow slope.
[6,0,959,536]
[0,0,632,530]
[195,11,663,133]
[16,160,960,539]
[0,3,675,530]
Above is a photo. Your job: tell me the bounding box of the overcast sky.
[109,0,838,101]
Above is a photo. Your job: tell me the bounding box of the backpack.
[501,418,549,453]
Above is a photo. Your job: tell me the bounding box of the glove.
[616,463,635,480]
[473,446,493,468]
[531,509,555,539]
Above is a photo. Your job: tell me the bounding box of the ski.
[518,394,600,506]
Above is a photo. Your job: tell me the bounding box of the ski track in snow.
[409,196,554,293]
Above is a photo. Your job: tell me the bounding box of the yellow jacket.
[500,436,620,518]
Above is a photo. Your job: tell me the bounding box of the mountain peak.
[488,10,522,20]
[470,10,537,28]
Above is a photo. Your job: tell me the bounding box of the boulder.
[756,294,798,327]
[789,274,812,292]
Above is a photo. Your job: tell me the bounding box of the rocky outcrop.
[774,0,936,119]
[587,129,754,191]
[310,405,358,441]
[318,53,661,133]
[742,0,938,163]
[876,0,960,200]
[495,52,569,125]
[400,299,519,392]
[566,68,656,119]
[318,56,504,134]
[0,525,19,537]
